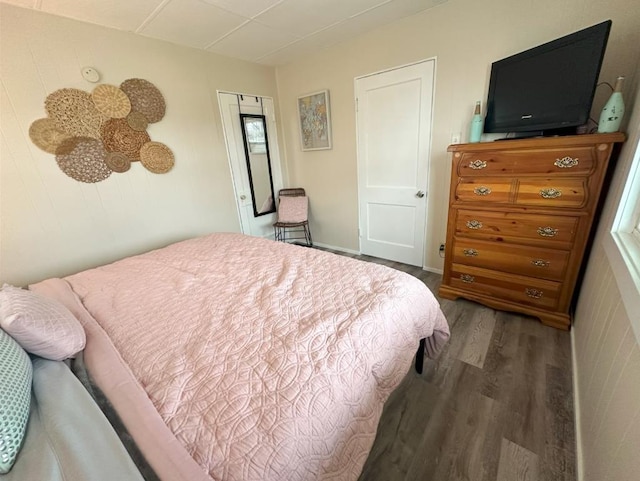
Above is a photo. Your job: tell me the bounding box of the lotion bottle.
[469,101,483,143]
[598,76,625,133]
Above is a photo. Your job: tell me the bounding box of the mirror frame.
[239,113,276,217]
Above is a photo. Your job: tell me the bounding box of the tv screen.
[484,20,611,134]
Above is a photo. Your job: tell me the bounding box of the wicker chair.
[273,188,313,247]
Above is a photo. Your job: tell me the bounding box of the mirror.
[240,114,276,217]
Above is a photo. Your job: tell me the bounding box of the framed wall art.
[297,90,332,151]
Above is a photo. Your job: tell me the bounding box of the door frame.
[354,57,437,268]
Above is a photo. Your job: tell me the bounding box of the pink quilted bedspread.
[32,233,449,481]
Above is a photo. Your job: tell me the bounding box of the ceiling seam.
[350,0,393,19]
[252,16,355,63]
[197,0,286,48]
[249,0,286,19]
[135,0,173,34]
[254,0,416,64]
[203,19,252,50]
[208,0,286,21]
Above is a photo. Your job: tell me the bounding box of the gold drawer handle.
[540,188,562,199]
[554,156,579,168]
[469,160,487,170]
[531,259,550,268]
[537,226,558,237]
[463,248,479,257]
[474,186,492,196]
[460,274,475,283]
[466,220,483,229]
[525,288,543,299]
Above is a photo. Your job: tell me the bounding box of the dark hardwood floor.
[327,250,576,481]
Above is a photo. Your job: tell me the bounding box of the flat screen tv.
[484,20,612,136]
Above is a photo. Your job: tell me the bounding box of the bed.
[4,357,146,481]
[29,232,449,481]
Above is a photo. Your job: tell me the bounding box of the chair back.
[276,188,308,224]
[278,188,306,198]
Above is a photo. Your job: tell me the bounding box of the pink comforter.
[32,233,449,481]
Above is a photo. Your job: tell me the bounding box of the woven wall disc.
[45,88,106,138]
[91,84,131,119]
[126,111,148,131]
[55,137,112,183]
[29,118,72,154]
[101,118,150,161]
[105,152,131,173]
[140,141,174,174]
[120,78,165,123]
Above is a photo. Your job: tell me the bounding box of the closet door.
[218,92,284,238]
[355,60,435,267]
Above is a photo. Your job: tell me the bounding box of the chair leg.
[304,224,313,247]
[415,338,425,374]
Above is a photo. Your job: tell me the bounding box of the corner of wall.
[571,328,584,481]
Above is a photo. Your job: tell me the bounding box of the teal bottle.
[469,101,483,143]
[598,76,625,133]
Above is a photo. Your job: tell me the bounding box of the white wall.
[274,0,640,271]
[572,78,640,480]
[573,246,640,480]
[0,4,280,286]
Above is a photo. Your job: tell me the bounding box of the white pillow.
[0,285,85,361]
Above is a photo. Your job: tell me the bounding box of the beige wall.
[1,2,639,478]
[275,0,640,271]
[572,78,640,480]
[0,4,280,286]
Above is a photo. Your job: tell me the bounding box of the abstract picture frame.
[297,90,332,151]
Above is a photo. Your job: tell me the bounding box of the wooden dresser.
[438,133,625,329]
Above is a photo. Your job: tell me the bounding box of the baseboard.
[423,266,443,275]
[312,242,360,256]
[312,244,445,271]
[571,329,584,481]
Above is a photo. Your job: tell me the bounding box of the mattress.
[31,233,449,481]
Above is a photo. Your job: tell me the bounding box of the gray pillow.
[0,329,32,474]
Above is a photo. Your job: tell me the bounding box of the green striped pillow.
[0,329,32,473]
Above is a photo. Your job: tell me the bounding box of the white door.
[219,92,284,238]
[355,60,435,266]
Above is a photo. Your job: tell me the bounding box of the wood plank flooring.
[324,250,576,481]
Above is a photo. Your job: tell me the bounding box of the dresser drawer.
[452,238,569,281]
[449,263,561,310]
[455,178,512,204]
[456,146,595,177]
[455,210,579,247]
[516,178,588,208]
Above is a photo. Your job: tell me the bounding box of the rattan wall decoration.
[126,111,149,132]
[120,79,166,123]
[91,84,131,119]
[28,118,72,154]
[45,88,106,139]
[101,118,151,160]
[105,152,131,173]
[30,78,174,183]
[140,141,175,173]
[55,137,112,183]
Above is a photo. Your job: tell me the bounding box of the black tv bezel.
[484,20,612,134]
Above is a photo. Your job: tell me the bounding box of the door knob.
[416,190,425,198]
[240,195,247,200]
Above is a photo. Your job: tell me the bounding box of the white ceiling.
[1,0,445,66]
